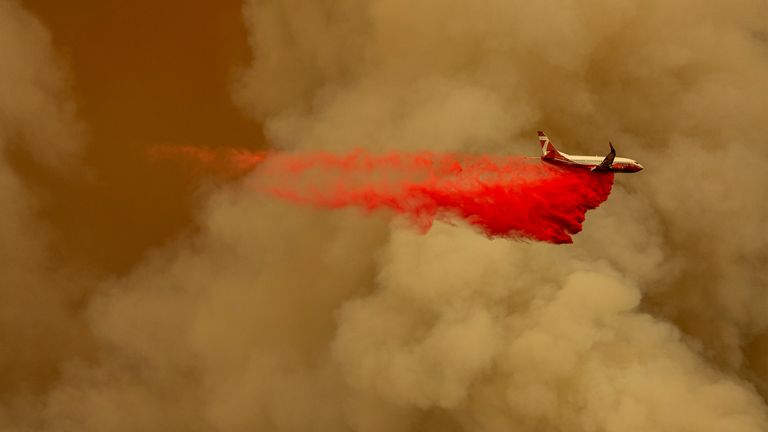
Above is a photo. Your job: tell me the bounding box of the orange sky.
[18,1,263,275]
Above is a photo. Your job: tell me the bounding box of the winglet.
[592,141,616,171]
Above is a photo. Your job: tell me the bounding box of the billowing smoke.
[0,0,90,404]
[154,146,614,243]
[2,0,768,431]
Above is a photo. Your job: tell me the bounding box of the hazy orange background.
[18,0,263,275]
[4,2,768,430]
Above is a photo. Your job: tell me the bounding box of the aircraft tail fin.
[537,131,562,159]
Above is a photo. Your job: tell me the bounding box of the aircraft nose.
[633,163,644,172]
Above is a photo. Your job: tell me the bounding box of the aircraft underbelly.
[543,158,624,172]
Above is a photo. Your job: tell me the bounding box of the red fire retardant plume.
[152,146,614,244]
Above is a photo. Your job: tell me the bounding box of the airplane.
[537,131,643,173]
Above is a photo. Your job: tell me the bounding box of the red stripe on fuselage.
[542,158,642,173]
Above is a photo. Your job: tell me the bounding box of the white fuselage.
[560,153,638,166]
[537,131,644,173]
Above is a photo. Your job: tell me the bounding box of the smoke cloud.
[1,0,768,431]
[0,0,91,406]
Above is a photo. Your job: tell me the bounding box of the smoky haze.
[2,0,768,431]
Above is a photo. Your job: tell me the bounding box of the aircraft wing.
[594,142,616,171]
